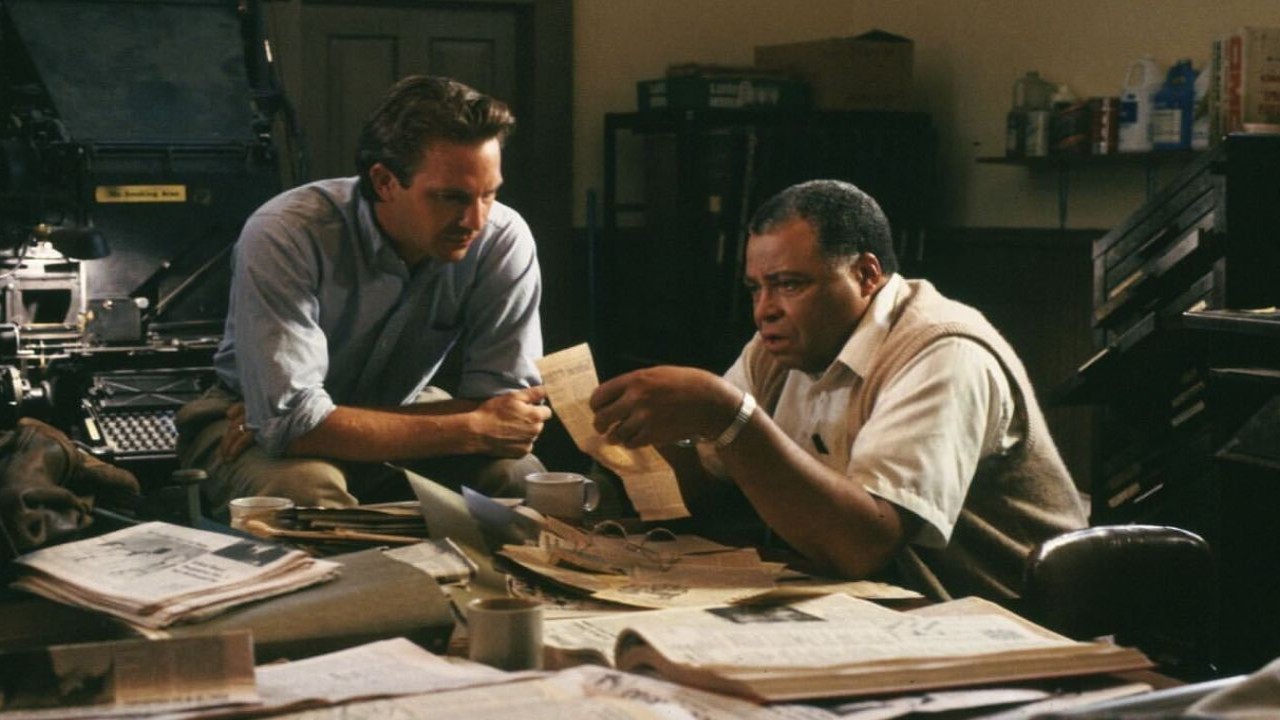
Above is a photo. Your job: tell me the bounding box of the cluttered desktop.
[2,1,1279,717]
[1,341,1271,720]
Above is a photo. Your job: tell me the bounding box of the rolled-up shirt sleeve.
[232,213,337,456]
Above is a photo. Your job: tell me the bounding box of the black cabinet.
[597,109,936,377]
[1054,133,1280,673]
[1056,135,1280,522]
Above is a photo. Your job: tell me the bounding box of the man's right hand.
[472,386,552,457]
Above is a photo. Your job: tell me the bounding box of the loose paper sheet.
[237,661,828,720]
[499,543,781,610]
[537,344,689,521]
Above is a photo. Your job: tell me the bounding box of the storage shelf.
[976,150,1205,230]
[976,150,1202,167]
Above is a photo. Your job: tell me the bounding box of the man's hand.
[589,366,741,448]
[472,386,553,457]
[217,401,257,461]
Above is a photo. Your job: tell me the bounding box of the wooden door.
[261,0,573,346]
[297,5,517,182]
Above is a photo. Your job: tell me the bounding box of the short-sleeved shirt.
[213,177,543,456]
[716,274,1022,548]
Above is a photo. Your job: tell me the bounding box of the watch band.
[713,391,757,448]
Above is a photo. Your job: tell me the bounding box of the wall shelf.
[977,151,1205,230]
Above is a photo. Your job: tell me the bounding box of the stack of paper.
[9,521,340,630]
[245,501,432,555]
[289,501,429,536]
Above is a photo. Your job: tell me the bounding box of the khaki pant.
[175,385,544,521]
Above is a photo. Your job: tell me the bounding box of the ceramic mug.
[523,472,600,521]
[228,496,294,533]
[466,596,543,670]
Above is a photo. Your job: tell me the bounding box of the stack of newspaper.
[9,521,341,630]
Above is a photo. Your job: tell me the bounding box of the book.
[0,632,256,718]
[9,521,339,630]
[547,593,1153,703]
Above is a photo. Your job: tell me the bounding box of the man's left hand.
[217,401,257,461]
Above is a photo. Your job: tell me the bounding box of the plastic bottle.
[1151,59,1197,151]
[1118,55,1163,152]
[1006,71,1055,157]
[1191,65,1212,150]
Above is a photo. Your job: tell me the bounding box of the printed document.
[537,344,689,521]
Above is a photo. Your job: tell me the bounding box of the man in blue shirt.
[176,76,550,517]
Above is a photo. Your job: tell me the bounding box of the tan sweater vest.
[744,279,1086,600]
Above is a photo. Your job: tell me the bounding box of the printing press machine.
[0,0,291,487]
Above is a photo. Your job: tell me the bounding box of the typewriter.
[80,369,213,461]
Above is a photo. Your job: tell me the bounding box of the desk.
[0,478,1209,719]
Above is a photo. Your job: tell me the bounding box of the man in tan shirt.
[590,180,1086,601]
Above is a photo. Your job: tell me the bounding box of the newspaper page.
[144,637,530,720]
[383,538,479,585]
[0,632,256,720]
[620,593,1080,670]
[10,521,340,629]
[254,663,833,720]
[543,593,902,669]
[537,343,689,521]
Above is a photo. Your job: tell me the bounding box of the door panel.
[322,36,397,178]
[300,6,516,181]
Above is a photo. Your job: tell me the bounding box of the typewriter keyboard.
[98,408,180,456]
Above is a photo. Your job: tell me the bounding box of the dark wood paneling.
[914,227,1098,493]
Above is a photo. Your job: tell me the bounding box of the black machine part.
[1,0,286,333]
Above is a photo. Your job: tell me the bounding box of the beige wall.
[573,0,1276,229]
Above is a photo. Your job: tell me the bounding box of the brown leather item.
[0,418,139,561]
[1022,524,1219,680]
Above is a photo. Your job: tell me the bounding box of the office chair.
[1022,524,1219,681]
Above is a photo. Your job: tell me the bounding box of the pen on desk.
[812,433,829,455]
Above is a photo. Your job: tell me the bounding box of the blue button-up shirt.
[213,177,543,456]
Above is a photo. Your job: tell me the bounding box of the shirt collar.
[831,273,903,381]
[356,190,413,278]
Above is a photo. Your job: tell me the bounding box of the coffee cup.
[466,596,543,670]
[523,472,599,521]
[228,496,294,533]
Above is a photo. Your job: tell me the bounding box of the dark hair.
[748,179,898,275]
[355,75,516,202]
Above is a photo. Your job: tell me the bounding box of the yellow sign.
[95,185,188,203]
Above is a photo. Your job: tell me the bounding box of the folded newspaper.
[8,521,340,630]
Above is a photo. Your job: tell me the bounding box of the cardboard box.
[754,30,913,111]
[637,75,809,112]
[1217,26,1280,135]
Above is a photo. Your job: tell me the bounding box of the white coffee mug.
[228,496,293,533]
[466,596,543,670]
[524,472,600,521]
